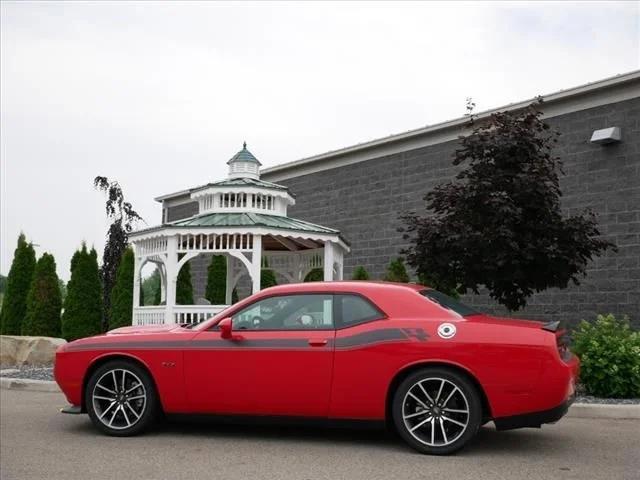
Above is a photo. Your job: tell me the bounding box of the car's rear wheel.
[392,367,482,455]
[85,360,159,436]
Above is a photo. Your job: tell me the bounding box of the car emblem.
[437,323,456,339]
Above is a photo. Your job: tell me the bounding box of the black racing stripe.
[66,328,419,352]
[190,339,326,349]
[334,328,408,349]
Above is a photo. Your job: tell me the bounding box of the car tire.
[85,360,159,436]
[392,367,482,455]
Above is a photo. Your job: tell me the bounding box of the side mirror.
[219,317,233,339]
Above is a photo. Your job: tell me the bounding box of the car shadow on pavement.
[63,415,570,456]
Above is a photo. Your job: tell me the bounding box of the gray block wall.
[264,98,640,328]
[164,98,638,327]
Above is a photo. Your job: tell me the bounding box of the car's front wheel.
[85,360,159,436]
[392,367,482,455]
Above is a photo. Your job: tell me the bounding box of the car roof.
[257,281,426,295]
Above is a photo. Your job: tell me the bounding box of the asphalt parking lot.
[1,389,638,480]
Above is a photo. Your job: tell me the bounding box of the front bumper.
[493,395,575,431]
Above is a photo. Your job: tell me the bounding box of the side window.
[232,294,333,330]
[336,294,384,328]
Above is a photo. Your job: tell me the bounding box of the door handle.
[308,339,328,347]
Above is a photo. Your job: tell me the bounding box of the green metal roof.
[227,142,262,165]
[192,177,290,193]
[171,212,339,234]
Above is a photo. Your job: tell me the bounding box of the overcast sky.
[1,1,639,280]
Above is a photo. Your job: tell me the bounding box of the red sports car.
[54,282,578,454]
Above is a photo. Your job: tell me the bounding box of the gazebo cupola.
[227,142,261,179]
[128,143,350,326]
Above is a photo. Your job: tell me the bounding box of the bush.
[383,258,410,283]
[0,234,36,335]
[304,268,323,282]
[62,244,103,341]
[572,314,640,398]
[352,266,370,280]
[109,248,134,330]
[22,253,62,337]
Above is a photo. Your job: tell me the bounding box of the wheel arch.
[385,360,493,427]
[81,352,162,413]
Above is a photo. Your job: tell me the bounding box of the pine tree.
[205,256,226,304]
[176,260,194,305]
[22,253,62,337]
[383,258,410,283]
[62,244,103,341]
[352,266,370,280]
[109,247,134,330]
[261,269,278,289]
[204,256,240,304]
[0,233,36,335]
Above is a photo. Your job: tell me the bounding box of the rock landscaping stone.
[0,335,66,366]
[0,366,54,381]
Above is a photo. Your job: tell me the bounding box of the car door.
[184,293,335,417]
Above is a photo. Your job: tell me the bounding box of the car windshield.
[420,289,480,317]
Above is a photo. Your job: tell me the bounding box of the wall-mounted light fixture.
[590,127,622,145]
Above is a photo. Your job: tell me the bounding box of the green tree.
[139,269,161,306]
[204,256,238,304]
[304,268,323,282]
[58,279,67,303]
[417,272,460,298]
[351,266,370,280]
[109,248,134,329]
[62,244,103,341]
[261,269,278,289]
[22,253,62,337]
[0,234,36,335]
[383,258,410,283]
[94,176,142,331]
[153,277,162,305]
[176,260,194,305]
[205,256,226,303]
[401,101,614,310]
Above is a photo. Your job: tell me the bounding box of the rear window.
[420,289,479,317]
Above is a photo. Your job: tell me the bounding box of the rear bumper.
[494,395,575,431]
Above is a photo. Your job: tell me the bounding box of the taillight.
[556,331,572,362]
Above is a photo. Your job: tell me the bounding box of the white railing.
[133,305,228,326]
[173,305,228,325]
[132,307,166,326]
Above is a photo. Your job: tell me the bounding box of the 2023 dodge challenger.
[54,282,579,455]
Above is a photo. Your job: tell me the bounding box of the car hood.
[107,324,182,335]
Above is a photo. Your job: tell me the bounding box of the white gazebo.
[128,143,350,325]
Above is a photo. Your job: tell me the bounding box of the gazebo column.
[225,255,234,304]
[164,235,178,324]
[133,254,141,309]
[323,241,335,281]
[251,235,262,293]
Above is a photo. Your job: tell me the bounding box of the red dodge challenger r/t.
[55,282,579,455]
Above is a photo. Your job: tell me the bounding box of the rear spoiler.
[541,320,561,332]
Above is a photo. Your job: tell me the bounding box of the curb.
[0,377,61,393]
[1,379,639,419]
[567,403,640,420]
